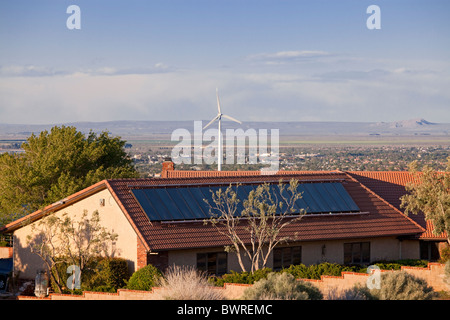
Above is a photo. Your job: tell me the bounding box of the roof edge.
[343,172,426,234]
[1,180,108,233]
[104,180,151,252]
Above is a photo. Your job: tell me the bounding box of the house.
[1,161,446,280]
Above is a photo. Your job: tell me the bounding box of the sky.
[0,0,449,124]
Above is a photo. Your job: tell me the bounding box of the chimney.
[161,157,174,178]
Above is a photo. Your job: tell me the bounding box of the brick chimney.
[161,157,174,178]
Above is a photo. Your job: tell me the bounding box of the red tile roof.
[105,172,424,251]
[346,171,447,240]
[162,169,447,241]
[2,171,431,252]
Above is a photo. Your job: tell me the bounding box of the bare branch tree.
[26,210,118,293]
[204,179,305,272]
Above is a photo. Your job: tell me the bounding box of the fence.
[17,262,448,300]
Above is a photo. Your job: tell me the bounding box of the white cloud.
[0,57,449,124]
[0,65,67,77]
[246,50,334,65]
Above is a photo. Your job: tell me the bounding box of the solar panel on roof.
[131,182,360,222]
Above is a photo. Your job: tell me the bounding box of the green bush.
[210,259,434,289]
[84,257,129,292]
[99,258,129,290]
[126,264,162,291]
[370,271,436,300]
[439,246,450,263]
[50,257,130,294]
[372,259,429,271]
[282,262,363,280]
[242,272,322,300]
[212,268,272,287]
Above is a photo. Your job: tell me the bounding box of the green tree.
[0,126,138,225]
[400,157,450,245]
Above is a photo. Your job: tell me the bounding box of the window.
[344,242,370,264]
[273,246,302,270]
[420,241,441,261]
[197,252,227,275]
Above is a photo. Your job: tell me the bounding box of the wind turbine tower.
[203,88,242,171]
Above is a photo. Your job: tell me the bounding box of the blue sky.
[0,0,449,124]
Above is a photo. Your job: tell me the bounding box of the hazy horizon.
[1,1,449,124]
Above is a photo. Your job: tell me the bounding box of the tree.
[400,157,450,245]
[204,179,305,272]
[0,125,138,225]
[26,209,118,293]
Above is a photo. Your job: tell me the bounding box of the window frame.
[196,252,228,275]
[273,246,302,270]
[344,242,370,265]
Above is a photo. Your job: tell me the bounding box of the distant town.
[1,119,449,177]
[128,144,450,177]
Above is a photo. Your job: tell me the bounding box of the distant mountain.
[0,119,449,140]
[373,118,436,129]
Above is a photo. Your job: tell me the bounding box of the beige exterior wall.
[167,236,421,273]
[13,188,139,279]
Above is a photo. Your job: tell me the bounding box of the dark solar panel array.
[131,182,360,222]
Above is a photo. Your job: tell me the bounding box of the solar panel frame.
[131,181,361,222]
[322,183,349,212]
[148,189,174,220]
[176,188,208,219]
[190,187,215,218]
[165,188,192,220]
[130,189,162,221]
[332,183,360,212]
[312,183,339,212]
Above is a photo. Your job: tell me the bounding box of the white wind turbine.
[203,88,242,171]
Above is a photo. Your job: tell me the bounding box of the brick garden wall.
[0,247,13,259]
[18,262,449,300]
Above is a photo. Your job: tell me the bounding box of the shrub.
[90,258,129,291]
[212,268,272,287]
[325,285,374,300]
[126,264,162,291]
[155,265,224,300]
[242,272,323,300]
[445,260,450,284]
[372,259,429,271]
[50,257,130,293]
[439,246,450,263]
[370,271,436,300]
[282,262,362,280]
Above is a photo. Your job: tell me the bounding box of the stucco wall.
[167,236,420,272]
[13,188,139,279]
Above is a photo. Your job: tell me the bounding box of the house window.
[420,241,441,261]
[197,252,227,275]
[273,246,302,270]
[344,242,370,264]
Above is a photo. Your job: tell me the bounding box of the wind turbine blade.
[216,88,222,114]
[222,114,242,124]
[203,114,220,130]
